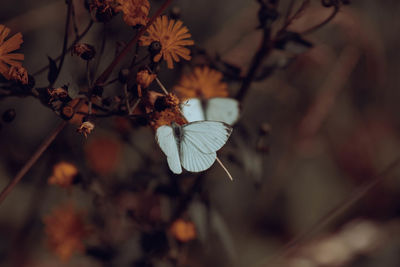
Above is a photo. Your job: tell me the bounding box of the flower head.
[77,121,95,138]
[43,203,90,261]
[48,162,78,188]
[170,219,197,242]
[140,16,194,69]
[4,65,28,84]
[148,93,187,130]
[0,25,25,81]
[115,0,150,26]
[174,66,228,99]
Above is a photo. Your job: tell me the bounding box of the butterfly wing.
[181,98,205,122]
[156,125,182,174]
[180,141,216,172]
[206,97,240,125]
[181,121,233,154]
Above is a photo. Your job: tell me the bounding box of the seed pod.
[72,43,96,60]
[2,109,16,123]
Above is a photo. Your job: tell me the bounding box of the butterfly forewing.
[182,121,233,154]
[206,98,239,125]
[156,125,182,174]
[181,98,205,122]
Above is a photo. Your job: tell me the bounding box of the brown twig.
[49,0,73,88]
[235,27,272,102]
[94,0,174,86]
[0,121,68,205]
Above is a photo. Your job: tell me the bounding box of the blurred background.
[1,0,400,266]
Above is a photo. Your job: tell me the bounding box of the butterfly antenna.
[216,156,233,181]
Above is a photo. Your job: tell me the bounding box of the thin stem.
[301,4,339,35]
[0,121,68,205]
[123,83,132,114]
[216,156,233,181]
[235,27,271,102]
[70,0,79,38]
[50,0,73,87]
[94,0,174,86]
[32,20,93,76]
[155,76,169,95]
[261,157,400,267]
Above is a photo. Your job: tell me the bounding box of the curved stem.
[301,4,339,35]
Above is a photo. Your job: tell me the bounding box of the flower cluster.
[115,0,150,26]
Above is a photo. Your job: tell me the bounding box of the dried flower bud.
[61,105,74,120]
[77,121,95,138]
[148,41,162,57]
[48,86,69,102]
[136,69,156,97]
[169,6,181,20]
[118,68,130,83]
[90,0,116,22]
[72,43,96,60]
[2,109,16,123]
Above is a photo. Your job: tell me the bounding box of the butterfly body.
[156,121,232,174]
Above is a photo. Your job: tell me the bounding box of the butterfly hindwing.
[206,97,239,125]
[180,138,216,172]
[182,121,232,154]
[156,125,182,174]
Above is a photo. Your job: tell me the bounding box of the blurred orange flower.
[115,0,150,26]
[84,136,121,175]
[43,203,90,261]
[140,15,194,69]
[0,25,25,81]
[170,219,196,242]
[174,66,228,99]
[48,162,78,188]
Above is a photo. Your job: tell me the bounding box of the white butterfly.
[181,98,240,125]
[156,121,233,174]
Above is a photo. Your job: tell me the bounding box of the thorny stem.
[49,0,73,87]
[263,157,400,267]
[94,0,174,86]
[0,121,68,205]
[235,27,272,102]
[32,20,94,77]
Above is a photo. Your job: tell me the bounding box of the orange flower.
[174,66,228,99]
[48,162,78,188]
[140,16,194,69]
[148,93,187,130]
[170,219,197,242]
[0,25,25,81]
[84,136,121,175]
[4,65,28,84]
[43,203,90,261]
[115,0,150,26]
